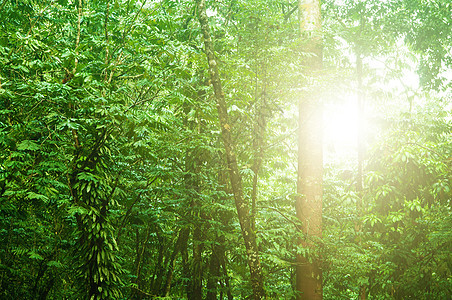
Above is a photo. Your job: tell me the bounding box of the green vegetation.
[0,0,450,299]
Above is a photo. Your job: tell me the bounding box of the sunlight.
[324,96,363,161]
[323,49,421,162]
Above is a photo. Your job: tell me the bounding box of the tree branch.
[406,142,448,160]
[116,177,157,239]
[258,205,302,232]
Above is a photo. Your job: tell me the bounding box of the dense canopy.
[0,0,450,299]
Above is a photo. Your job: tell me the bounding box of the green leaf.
[17,140,40,151]
[28,251,44,260]
[26,192,49,202]
[47,260,63,268]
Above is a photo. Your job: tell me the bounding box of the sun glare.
[324,96,363,161]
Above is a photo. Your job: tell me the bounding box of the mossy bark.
[196,0,266,299]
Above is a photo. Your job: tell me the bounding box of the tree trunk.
[218,168,235,300]
[196,0,266,299]
[296,0,323,299]
[132,226,150,299]
[150,232,165,295]
[184,146,204,300]
[189,225,203,300]
[221,254,234,300]
[206,235,222,300]
[163,227,189,296]
[356,47,367,300]
[251,73,267,231]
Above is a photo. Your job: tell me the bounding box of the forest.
[0,0,451,299]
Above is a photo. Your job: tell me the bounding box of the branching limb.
[258,205,302,232]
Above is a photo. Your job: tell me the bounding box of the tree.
[0,0,450,299]
[296,0,323,299]
[196,0,266,299]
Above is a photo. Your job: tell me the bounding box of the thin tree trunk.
[197,0,265,299]
[221,252,234,300]
[251,70,267,231]
[38,276,55,300]
[32,260,49,299]
[163,227,189,296]
[218,167,235,300]
[189,225,203,300]
[184,143,204,300]
[296,0,323,299]
[206,235,222,300]
[356,48,367,300]
[150,232,165,295]
[356,52,364,199]
[133,226,150,298]
[180,233,190,291]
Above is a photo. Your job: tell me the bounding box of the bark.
[218,168,235,300]
[189,225,203,300]
[356,47,367,300]
[251,75,267,231]
[132,228,141,299]
[222,254,234,300]
[150,232,165,295]
[184,143,204,300]
[296,100,323,300]
[180,230,190,296]
[132,226,150,298]
[38,276,55,300]
[163,228,190,296]
[197,0,265,299]
[356,52,364,196]
[296,0,323,299]
[206,236,222,300]
[33,260,53,299]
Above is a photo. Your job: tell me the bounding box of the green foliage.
[0,0,450,299]
[400,0,452,89]
[322,98,451,299]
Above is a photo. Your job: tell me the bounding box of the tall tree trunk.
[163,228,189,296]
[132,226,150,298]
[185,146,204,300]
[356,48,367,300]
[150,232,166,295]
[196,0,266,299]
[296,0,323,299]
[251,68,268,231]
[189,225,203,300]
[218,168,235,300]
[221,253,234,300]
[206,235,222,300]
[354,13,366,297]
